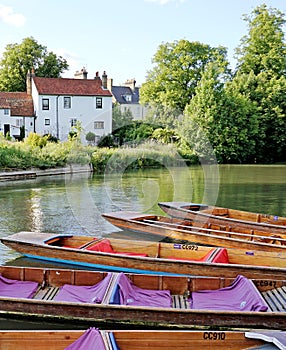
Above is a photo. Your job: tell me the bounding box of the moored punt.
[102,211,286,253]
[158,202,286,234]
[0,265,285,330]
[0,328,284,350]
[1,231,286,280]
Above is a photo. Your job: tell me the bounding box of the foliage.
[112,104,133,131]
[99,121,157,147]
[140,39,229,111]
[235,4,286,76]
[233,4,286,162]
[180,4,286,163]
[0,37,68,92]
[91,142,190,174]
[85,131,96,144]
[144,104,182,129]
[24,132,48,148]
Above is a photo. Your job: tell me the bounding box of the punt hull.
[1,231,286,280]
[0,265,285,330]
[102,211,286,253]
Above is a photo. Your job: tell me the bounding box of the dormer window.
[124,95,132,102]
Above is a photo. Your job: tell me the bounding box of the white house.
[27,70,113,144]
[107,78,148,121]
[0,92,35,139]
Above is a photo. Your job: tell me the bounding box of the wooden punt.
[102,211,286,253]
[0,328,284,350]
[0,265,285,330]
[1,231,286,280]
[158,202,286,234]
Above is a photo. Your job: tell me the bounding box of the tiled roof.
[0,92,34,116]
[33,77,112,97]
[111,86,140,104]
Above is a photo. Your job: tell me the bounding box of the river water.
[1,164,286,265]
[0,164,286,329]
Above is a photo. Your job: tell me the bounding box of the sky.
[0,0,285,86]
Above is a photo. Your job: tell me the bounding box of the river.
[1,164,286,266]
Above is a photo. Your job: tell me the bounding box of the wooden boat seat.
[33,286,60,301]
[172,295,189,309]
[262,287,286,312]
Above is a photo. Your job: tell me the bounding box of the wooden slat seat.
[262,287,286,312]
[172,295,189,309]
[33,286,60,301]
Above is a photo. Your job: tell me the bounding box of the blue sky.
[0,0,285,86]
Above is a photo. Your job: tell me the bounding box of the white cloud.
[145,0,185,4]
[0,4,26,27]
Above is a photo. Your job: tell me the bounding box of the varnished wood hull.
[0,266,285,330]
[1,232,286,280]
[0,329,275,350]
[158,202,286,234]
[102,211,286,253]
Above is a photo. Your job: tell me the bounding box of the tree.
[235,4,286,76]
[140,39,229,112]
[0,37,68,92]
[112,104,133,131]
[234,4,286,162]
[85,131,96,145]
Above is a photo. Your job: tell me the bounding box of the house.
[0,69,112,144]
[107,78,147,120]
[0,92,35,139]
[27,69,113,144]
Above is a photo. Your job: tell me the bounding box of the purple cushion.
[65,328,106,350]
[54,273,113,303]
[0,274,38,299]
[117,272,172,308]
[188,275,269,312]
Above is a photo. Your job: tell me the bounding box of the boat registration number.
[203,332,225,340]
[173,243,199,250]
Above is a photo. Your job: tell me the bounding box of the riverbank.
[0,164,92,181]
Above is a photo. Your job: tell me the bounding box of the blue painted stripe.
[24,254,189,276]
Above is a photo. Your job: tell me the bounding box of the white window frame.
[94,121,104,129]
[45,119,50,126]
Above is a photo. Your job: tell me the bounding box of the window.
[96,97,102,109]
[42,99,49,110]
[71,118,77,127]
[94,121,104,129]
[45,119,50,126]
[64,97,71,109]
[4,109,9,115]
[124,95,132,102]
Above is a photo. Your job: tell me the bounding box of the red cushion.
[211,248,229,263]
[86,239,115,253]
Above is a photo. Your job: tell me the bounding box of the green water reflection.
[0,164,286,265]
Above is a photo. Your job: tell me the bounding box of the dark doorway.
[4,124,10,137]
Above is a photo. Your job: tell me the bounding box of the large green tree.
[234,4,286,162]
[140,39,229,112]
[0,37,69,92]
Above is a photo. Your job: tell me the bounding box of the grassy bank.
[0,134,198,174]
